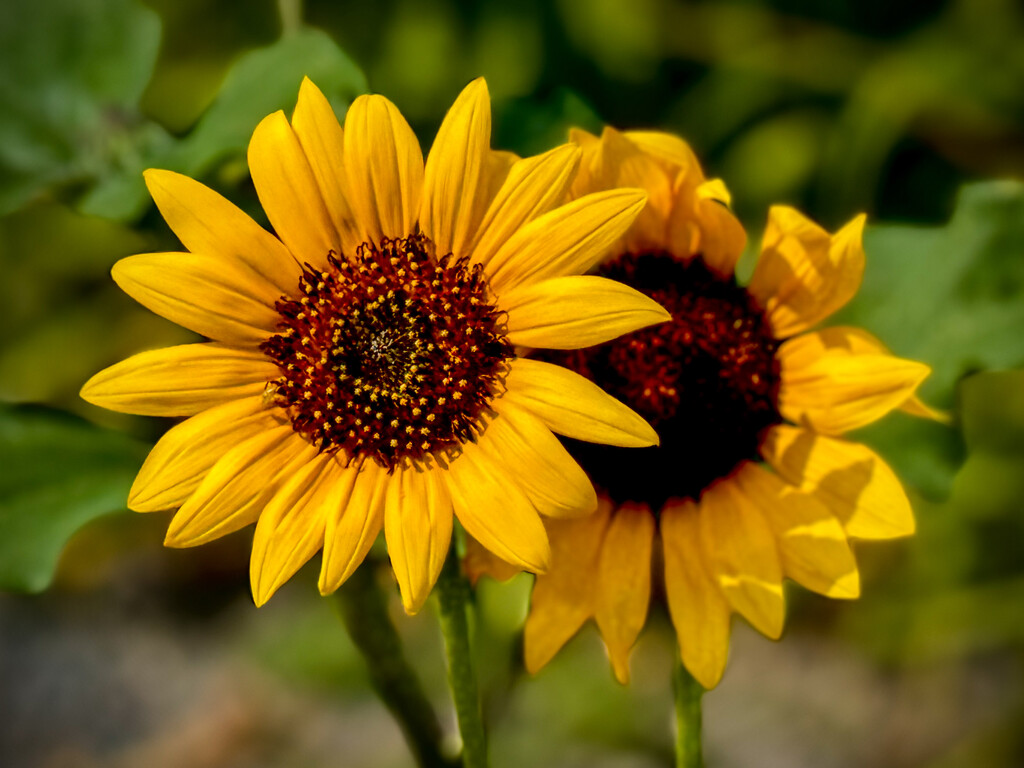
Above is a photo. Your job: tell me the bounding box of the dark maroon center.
[261,235,513,469]
[545,252,782,510]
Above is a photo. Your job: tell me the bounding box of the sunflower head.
[81,78,671,614]
[472,126,937,689]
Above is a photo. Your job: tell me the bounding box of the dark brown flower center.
[545,252,782,510]
[261,234,513,469]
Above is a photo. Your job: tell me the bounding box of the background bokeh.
[2,0,1023,766]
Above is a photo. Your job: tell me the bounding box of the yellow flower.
[470,127,935,688]
[80,80,670,613]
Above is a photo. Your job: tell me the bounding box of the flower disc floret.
[261,234,514,469]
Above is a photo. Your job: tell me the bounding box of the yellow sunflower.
[467,127,936,689]
[80,80,671,614]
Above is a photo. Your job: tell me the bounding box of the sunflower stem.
[673,656,705,768]
[277,0,303,37]
[335,563,457,768]
[436,545,489,768]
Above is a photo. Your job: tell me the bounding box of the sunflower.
[467,127,936,689]
[80,79,671,614]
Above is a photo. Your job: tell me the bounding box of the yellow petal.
[463,533,521,585]
[250,453,333,606]
[503,358,659,447]
[568,127,601,199]
[478,149,519,219]
[143,169,300,292]
[778,329,931,434]
[445,436,550,573]
[733,462,860,599]
[696,177,732,208]
[342,93,424,244]
[661,500,732,690]
[318,461,387,594]
[798,325,885,356]
[291,77,363,258]
[594,505,655,684]
[420,78,491,257]
[485,189,647,296]
[760,424,915,539]
[128,396,282,512]
[699,468,785,639]
[469,144,581,266]
[900,395,951,423]
[795,326,947,423]
[569,126,600,144]
[502,275,670,350]
[165,426,314,547]
[385,467,453,614]
[112,252,281,347]
[623,131,701,176]
[748,208,866,338]
[594,128,675,253]
[524,502,612,674]
[569,127,600,148]
[484,398,597,519]
[443,147,518,258]
[81,343,275,416]
[248,110,339,264]
[685,179,748,277]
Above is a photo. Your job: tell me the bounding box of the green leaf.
[0,405,147,592]
[169,28,368,179]
[0,0,166,216]
[836,181,1024,497]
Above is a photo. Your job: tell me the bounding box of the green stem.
[673,657,705,768]
[277,0,303,37]
[436,546,488,768]
[335,564,457,768]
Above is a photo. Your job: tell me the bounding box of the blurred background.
[1,0,1023,766]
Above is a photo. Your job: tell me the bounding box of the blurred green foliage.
[0,404,147,592]
[0,0,365,221]
[0,0,163,217]
[0,0,1022,765]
